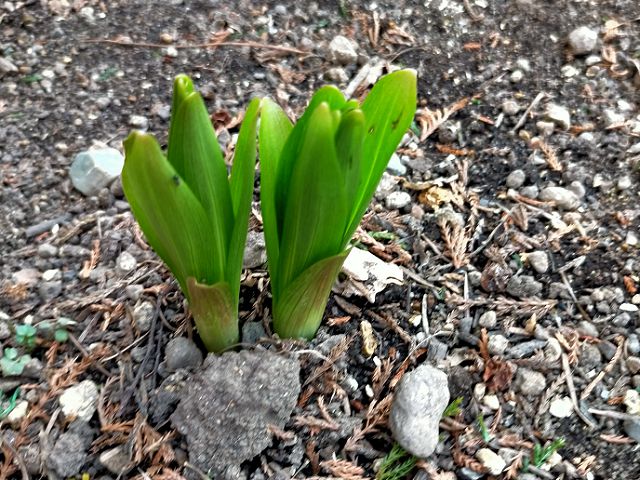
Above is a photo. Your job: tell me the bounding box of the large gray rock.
[70,148,124,196]
[47,421,95,477]
[243,230,267,269]
[172,351,300,478]
[389,364,449,458]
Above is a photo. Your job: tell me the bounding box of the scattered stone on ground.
[59,379,99,421]
[165,336,203,371]
[69,148,124,196]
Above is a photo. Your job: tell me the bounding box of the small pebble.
[59,380,99,421]
[39,281,63,301]
[539,186,580,210]
[527,251,549,273]
[516,368,546,395]
[385,191,411,210]
[509,69,523,83]
[116,251,137,275]
[133,301,155,332]
[627,356,640,375]
[545,104,571,130]
[324,67,349,84]
[483,394,500,410]
[505,169,526,189]
[478,311,497,329]
[165,337,203,371]
[38,243,58,258]
[328,35,358,65]
[129,115,149,129]
[488,335,509,355]
[549,396,573,418]
[476,448,506,475]
[6,400,29,426]
[501,100,520,116]
[568,26,598,55]
[617,176,632,190]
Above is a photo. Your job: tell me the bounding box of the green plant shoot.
[259,70,416,339]
[122,75,259,352]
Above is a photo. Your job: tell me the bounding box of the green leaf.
[166,90,232,272]
[258,99,293,279]
[226,98,260,301]
[122,132,220,289]
[274,86,348,241]
[276,102,348,294]
[345,69,417,242]
[4,348,18,361]
[186,278,238,352]
[334,108,365,211]
[273,250,349,339]
[54,329,69,343]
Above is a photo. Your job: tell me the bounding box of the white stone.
[129,115,149,129]
[59,380,99,421]
[624,389,640,415]
[325,67,349,84]
[620,303,639,313]
[385,191,412,210]
[502,100,520,116]
[483,394,500,410]
[70,148,124,196]
[545,104,571,130]
[386,153,407,175]
[116,251,137,275]
[6,400,29,426]
[568,26,598,55]
[626,232,638,246]
[539,186,580,210]
[488,334,509,355]
[561,65,579,78]
[164,46,178,58]
[476,448,506,475]
[527,251,549,273]
[549,396,573,418]
[329,36,358,65]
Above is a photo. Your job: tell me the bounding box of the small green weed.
[442,396,463,417]
[531,438,565,468]
[376,443,417,480]
[476,414,491,442]
[0,388,20,419]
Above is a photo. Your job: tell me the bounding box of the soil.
[1,0,639,479]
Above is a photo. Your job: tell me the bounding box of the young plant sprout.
[122,75,259,352]
[259,69,416,340]
[123,70,416,351]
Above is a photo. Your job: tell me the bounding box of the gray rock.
[0,320,10,340]
[116,251,137,275]
[502,100,520,116]
[545,104,571,130]
[623,418,640,443]
[23,358,44,379]
[70,148,124,196]
[568,180,586,198]
[59,380,99,421]
[516,368,546,396]
[0,57,18,73]
[385,191,412,210]
[628,334,640,355]
[125,284,144,301]
[133,301,155,332]
[243,230,267,269]
[12,268,40,287]
[110,176,124,197]
[171,351,300,478]
[37,243,58,258]
[536,120,555,136]
[387,153,407,175]
[242,321,267,344]
[476,448,506,475]
[478,311,497,329]
[324,67,349,84]
[520,185,539,199]
[539,186,580,210]
[618,175,633,191]
[389,365,449,458]
[165,337,203,371]
[577,320,599,337]
[18,443,41,475]
[598,340,618,361]
[99,446,131,475]
[580,343,602,370]
[129,115,149,129]
[328,36,358,65]
[508,340,548,359]
[568,26,598,55]
[627,356,640,375]
[38,281,62,301]
[506,275,543,298]
[46,422,94,477]
[488,335,509,355]
[506,169,526,189]
[527,251,549,273]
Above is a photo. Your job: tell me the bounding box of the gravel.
[538,186,580,210]
[69,148,124,196]
[568,26,599,55]
[165,337,203,371]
